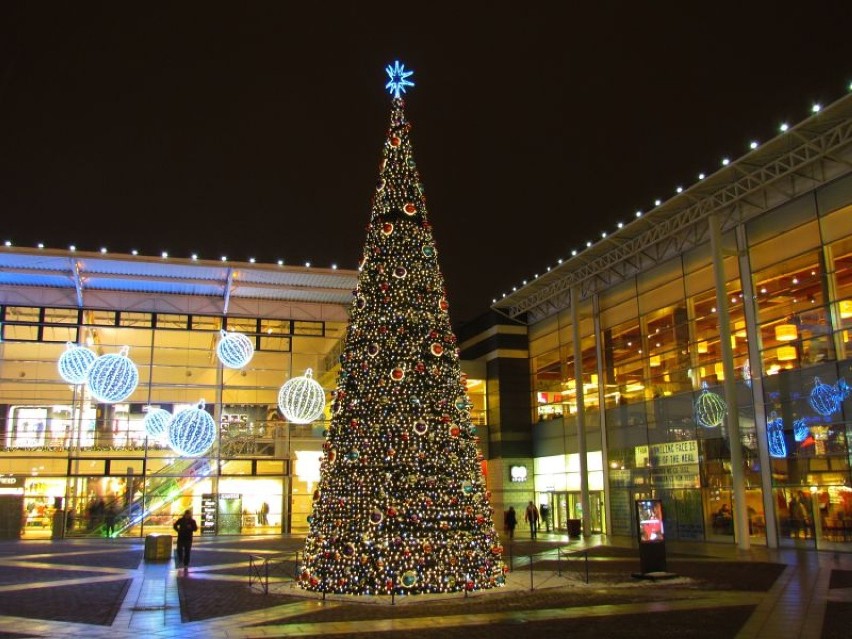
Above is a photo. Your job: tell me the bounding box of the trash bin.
[567,519,581,537]
[144,534,173,562]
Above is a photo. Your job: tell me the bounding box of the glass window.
[83,310,117,326]
[42,325,77,343]
[225,317,258,334]
[155,314,189,329]
[3,324,38,341]
[5,307,40,323]
[118,312,152,328]
[190,315,222,331]
[44,308,79,324]
[260,318,291,335]
[293,321,323,336]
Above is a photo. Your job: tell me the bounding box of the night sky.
[1,3,850,329]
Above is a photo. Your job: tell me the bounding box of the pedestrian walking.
[104,504,117,537]
[524,501,539,539]
[540,503,550,532]
[503,506,517,540]
[173,509,198,574]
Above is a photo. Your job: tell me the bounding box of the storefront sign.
[509,465,528,483]
[650,464,701,488]
[201,493,217,536]
[0,476,24,488]
[636,440,698,468]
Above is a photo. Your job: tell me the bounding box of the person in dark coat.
[173,509,198,574]
[503,506,517,540]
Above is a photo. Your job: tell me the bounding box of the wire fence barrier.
[248,551,302,594]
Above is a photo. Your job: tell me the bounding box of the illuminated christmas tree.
[298,62,506,596]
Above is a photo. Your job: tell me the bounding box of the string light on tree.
[57,342,96,385]
[167,400,216,456]
[86,346,139,403]
[298,63,504,597]
[278,369,326,424]
[216,330,255,369]
[143,407,172,440]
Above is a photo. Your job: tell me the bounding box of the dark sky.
[1,2,850,329]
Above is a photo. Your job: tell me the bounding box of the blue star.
[385,60,415,99]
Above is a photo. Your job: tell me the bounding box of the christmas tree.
[298,62,506,596]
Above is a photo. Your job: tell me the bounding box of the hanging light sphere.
[167,400,216,456]
[767,412,787,458]
[57,342,96,385]
[793,418,810,443]
[278,368,326,424]
[694,383,727,428]
[86,346,139,403]
[216,329,255,369]
[808,377,840,417]
[143,407,172,440]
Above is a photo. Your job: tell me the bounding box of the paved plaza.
[0,533,849,638]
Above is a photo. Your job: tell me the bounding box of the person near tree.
[504,506,517,539]
[173,509,198,574]
[525,501,540,539]
[104,504,117,537]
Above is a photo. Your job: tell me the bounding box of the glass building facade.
[0,255,491,540]
[471,91,852,551]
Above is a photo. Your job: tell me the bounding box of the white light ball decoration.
[167,400,216,457]
[278,368,326,424]
[216,329,255,369]
[86,346,139,403]
[57,342,96,385]
[143,407,172,440]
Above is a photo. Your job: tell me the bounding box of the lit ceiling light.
[654,199,661,206]
[305,261,311,267]
[775,324,798,341]
[161,251,168,258]
[779,123,789,132]
[277,259,284,265]
[617,222,623,228]
[722,158,730,166]
[750,141,759,149]
[37,243,44,249]
[512,286,517,292]
[812,103,821,113]
[558,258,564,264]
[221,256,227,261]
[586,241,592,247]
[546,266,551,272]
[792,277,799,284]
[69,245,76,251]
[698,173,705,180]
[676,186,683,193]
[635,210,642,218]
[191,254,198,260]
[131,249,138,256]
[761,287,767,294]
[601,231,607,238]
[100,247,107,254]
[3,240,11,246]
[331,263,338,270]
[571,250,577,256]
[249,257,256,263]
[522,280,527,285]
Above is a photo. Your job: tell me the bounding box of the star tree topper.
[385,60,414,99]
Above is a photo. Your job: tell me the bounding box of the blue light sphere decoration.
[808,377,840,417]
[278,368,326,424]
[767,411,787,458]
[143,407,172,440]
[167,400,216,457]
[57,342,96,385]
[694,382,727,428]
[86,346,139,403]
[216,330,255,369]
[793,418,811,443]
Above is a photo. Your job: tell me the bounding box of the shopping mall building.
[460,90,852,551]
[2,91,851,552]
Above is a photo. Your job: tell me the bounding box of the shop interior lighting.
[69,245,76,251]
[780,123,789,132]
[100,247,107,253]
[161,251,168,258]
[131,249,138,255]
[775,324,798,341]
[722,158,730,166]
[812,103,821,113]
[750,141,759,149]
[191,254,198,260]
[777,345,797,361]
[839,300,852,319]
